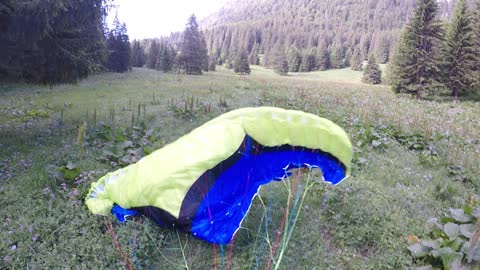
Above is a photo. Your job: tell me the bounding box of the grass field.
[1,66,479,269]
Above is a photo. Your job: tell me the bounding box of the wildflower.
[67,188,79,199]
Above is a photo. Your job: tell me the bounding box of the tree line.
[0,0,111,83]
[132,14,252,75]
[388,0,480,99]
[0,0,136,83]
[200,0,475,73]
[0,1,228,83]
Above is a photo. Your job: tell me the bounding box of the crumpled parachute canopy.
[86,107,352,244]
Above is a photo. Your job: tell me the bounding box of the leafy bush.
[408,206,480,269]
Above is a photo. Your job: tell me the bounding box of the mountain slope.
[201,0,465,68]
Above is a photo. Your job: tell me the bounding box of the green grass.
[287,67,364,83]
[0,67,479,269]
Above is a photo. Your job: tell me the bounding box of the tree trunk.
[453,87,459,100]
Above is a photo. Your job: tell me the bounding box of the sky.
[108,0,226,39]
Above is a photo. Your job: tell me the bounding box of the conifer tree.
[273,44,289,75]
[208,55,217,71]
[388,0,443,98]
[105,16,131,72]
[330,45,345,69]
[359,35,371,60]
[442,0,477,98]
[234,49,251,74]
[157,44,174,72]
[249,43,260,65]
[179,14,207,75]
[225,57,234,69]
[147,40,160,69]
[0,0,109,83]
[300,49,316,72]
[472,1,480,91]
[287,45,301,72]
[375,36,390,64]
[363,55,382,84]
[316,45,330,71]
[344,48,352,67]
[131,40,146,67]
[351,48,363,71]
[200,33,209,72]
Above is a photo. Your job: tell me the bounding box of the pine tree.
[179,14,207,75]
[273,44,289,75]
[249,43,260,65]
[316,45,330,71]
[157,43,174,72]
[330,45,345,69]
[287,45,301,72]
[375,36,390,64]
[359,35,371,60]
[387,0,443,98]
[362,55,382,84]
[300,49,316,72]
[200,33,209,72]
[234,49,251,74]
[442,0,477,98]
[131,40,146,67]
[351,48,363,71]
[225,57,234,69]
[0,0,109,83]
[208,55,217,71]
[147,40,160,69]
[105,16,131,72]
[472,1,480,91]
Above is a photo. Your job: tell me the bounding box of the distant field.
[0,67,479,269]
[287,67,364,83]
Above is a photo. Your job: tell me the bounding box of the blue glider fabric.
[112,135,347,244]
[191,136,345,244]
[111,204,139,222]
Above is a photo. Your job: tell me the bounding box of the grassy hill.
[0,67,479,269]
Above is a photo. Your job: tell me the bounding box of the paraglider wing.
[85,107,352,244]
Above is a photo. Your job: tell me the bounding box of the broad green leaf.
[102,149,115,157]
[472,208,480,218]
[408,243,430,257]
[444,223,460,238]
[449,208,471,223]
[143,146,153,155]
[121,140,133,149]
[450,259,468,270]
[422,239,442,249]
[442,252,464,270]
[427,218,442,231]
[415,266,433,270]
[139,137,150,146]
[372,140,382,147]
[62,166,81,180]
[66,162,76,170]
[432,247,455,258]
[459,224,475,239]
[463,206,473,215]
[441,217,456,224]
[443,238,464,251]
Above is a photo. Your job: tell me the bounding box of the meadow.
[0,66,479,269]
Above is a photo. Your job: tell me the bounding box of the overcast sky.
[108,0,226,39]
